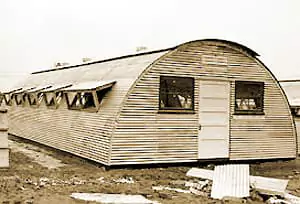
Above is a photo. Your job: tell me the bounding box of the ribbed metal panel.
[295,118,300,154]
[211,164,249,199]
[8,52,167,166]
[6,40,296,166]
[111,41,296,165]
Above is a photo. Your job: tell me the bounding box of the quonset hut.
[280,80,300,153]
[1,39,297,166]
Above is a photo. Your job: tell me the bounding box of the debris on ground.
[113,177,135,184]
[284,192,300,204]
[266,197,291,204]
[185,180,209,190]
[4,138,300,204]
[211,164,250,199]
[250,175,289,195]
[152,186,191,194]
[70,193,160,204]
[186,167,214,180]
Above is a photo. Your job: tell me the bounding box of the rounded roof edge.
[31,38,259,75]
[176,39,259,57]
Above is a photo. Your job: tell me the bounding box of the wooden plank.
[186,168,214,180]
[187,167,288,196]
[250,176,288,195]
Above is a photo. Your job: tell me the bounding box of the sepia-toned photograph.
[0,0,300,203]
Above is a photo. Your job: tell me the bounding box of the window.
[96,87,111,105]
[45,91,63,108]
[67,92,96,110]
[292,107,300,117]
[15,93,26,106]
[0,94,3,106]
[5,94,14,106]
[235,81,264,114]
[159,76,194,112]
[27,93,37,106]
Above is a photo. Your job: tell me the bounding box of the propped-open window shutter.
[67,92,77,105]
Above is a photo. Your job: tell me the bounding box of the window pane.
[235,81,264,113]
[160,76,194,110]
[69,92,96,110]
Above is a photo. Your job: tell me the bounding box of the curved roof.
[32,39,259,75]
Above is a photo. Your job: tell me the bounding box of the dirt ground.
[1,136,300,204]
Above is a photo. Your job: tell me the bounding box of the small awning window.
[1,88,22,106]
[12,87,36,106]
[25,85,52,106]
[63,80,116,112]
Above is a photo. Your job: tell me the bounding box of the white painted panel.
[199,126,228,140]
[199,97,229,112]
[199,112,228,125]
[0,149,9,168]
[198,140,228,159]
[211,164,250,199]
[198,80,230,159]
[0,131,8,148]
[200,84,228,98]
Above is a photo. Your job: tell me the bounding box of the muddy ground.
[1,136,300,204]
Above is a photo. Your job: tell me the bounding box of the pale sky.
[1,0,300,90]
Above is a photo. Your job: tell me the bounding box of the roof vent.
[54,62,69,67]
[82,57,92,63]
[136,46,148,53]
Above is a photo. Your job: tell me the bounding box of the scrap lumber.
[152,186,190,194]
[186,167,214,180]
[250,176,288,195]
[211,164,250,199]
[284,192,300,204]
[70,193,159,204]
[187,167,289,196]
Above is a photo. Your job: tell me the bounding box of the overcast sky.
[1,0,300,89]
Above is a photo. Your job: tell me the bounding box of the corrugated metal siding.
[8,52,167,165]
[111,41,295,165]
[211,164,249,199]
[229,62,296,159]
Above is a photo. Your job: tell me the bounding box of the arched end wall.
[111,40,296,165]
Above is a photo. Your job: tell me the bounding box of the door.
[198,80,230,159]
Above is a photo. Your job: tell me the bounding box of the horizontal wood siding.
[228,56,296,159]
[295,118,300,154]
[111,41,295,165]
[8,52,167,165]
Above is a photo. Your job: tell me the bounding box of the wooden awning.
[12,87,36,95]
[42,84,72,93]
[62,80,116,92]
[1,87,23,94]
[26,85,52,93]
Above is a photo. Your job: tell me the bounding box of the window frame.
[234,81,265,115]
[45,91,63,109]
[291,107,300,117]
[14,93,26,106]
[159,76,195,113]
[0,94,3,106]
[65,91,98,112]
[4,94,13,106]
